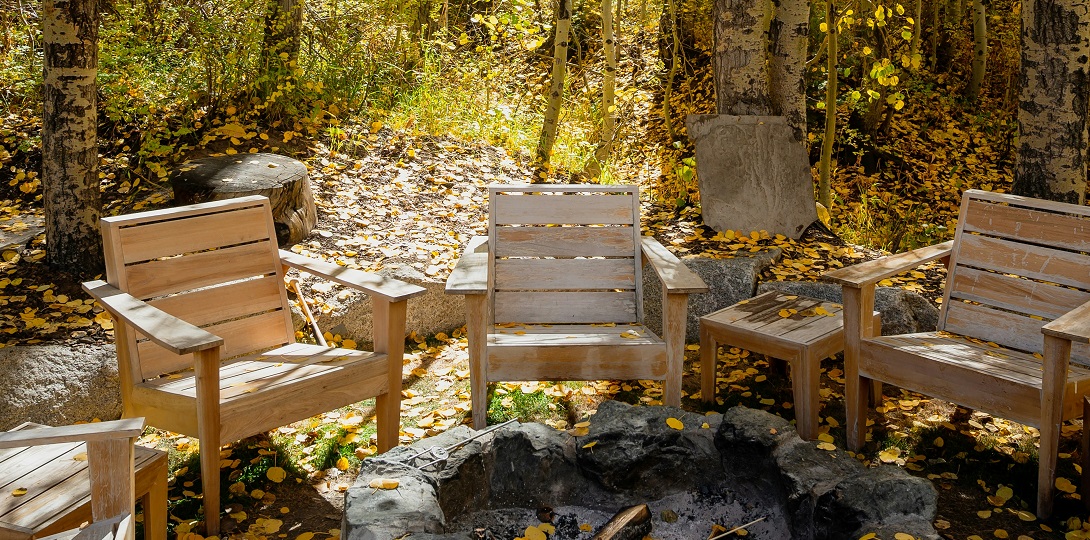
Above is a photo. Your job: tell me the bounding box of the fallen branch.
[708,517,766,540]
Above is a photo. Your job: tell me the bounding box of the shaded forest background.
[0,0,1021,255]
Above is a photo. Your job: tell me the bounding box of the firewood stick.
[592,504,651,540]
[288,278,327,346]
[708,517,766,540]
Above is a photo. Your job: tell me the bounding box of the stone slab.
[686,115,818,239]
[0,344,121,430]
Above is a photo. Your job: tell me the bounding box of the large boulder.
[643,251,781,342]
[756,281,939,336]
[0,344,121,430]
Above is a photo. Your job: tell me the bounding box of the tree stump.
[170,153,316,246]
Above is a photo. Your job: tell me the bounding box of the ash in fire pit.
[344,402,939,539]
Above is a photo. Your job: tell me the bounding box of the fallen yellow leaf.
[665,417,684,430]
[336,457,350,471]
[267,467,287,483]
[368,478,400,489]
[11,488,27,497]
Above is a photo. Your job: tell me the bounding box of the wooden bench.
[825,189,1090,517]
[446,184,707,428]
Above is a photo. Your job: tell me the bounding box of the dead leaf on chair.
[620,330,641,339]
[11,488,27,497]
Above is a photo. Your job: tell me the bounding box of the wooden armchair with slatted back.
[826,189,1090,517]
[82,196,426,535]
[0,418,147,540]
[446,184,707,428]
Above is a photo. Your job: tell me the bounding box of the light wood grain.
[445,236,488,295]
[494,291,637,323]
[114,204,271,264]
[495,226,635,257]
[956,233,1090,291]
[0,419,144,448]
[494,258,636,290]
[823,240,953,287]
[641,237,709,293]
[963,199,1090,252]
[1044,299,1090,344]
[948,266,1090,320]
[492,192,635,225]
[123,240,279,300]
[279,250,426,302]
[82,281,223,357]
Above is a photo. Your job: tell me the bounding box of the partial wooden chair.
[825,189,1090,517]
[0,418,149,540]
[82,196,426,535]
[446,184,708,428]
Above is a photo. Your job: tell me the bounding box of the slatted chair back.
[941,190,1090,365]
[488,185,643,325]
[101,196,293,381]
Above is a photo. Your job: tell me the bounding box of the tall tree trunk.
[589,0,617,177]
[43,0,103,276]
[260,0,303,101]
[713,0,773,114]
[818,0,837,208]
[966,0,986,103]
[662,0,681,139]
[909,0,922,64]
[1012,0,1090,203]
[929,0,940,68]
[768,0,809,142]
[534,0,572,178]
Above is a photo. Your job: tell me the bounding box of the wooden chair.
[446,184,707,428]
[0,418,148,540]
[825,189,1090,517]
[0,421,167,540]
[82,196,426,535]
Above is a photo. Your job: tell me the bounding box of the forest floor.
[1,122,1083,540]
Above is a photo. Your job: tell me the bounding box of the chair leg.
[1038,334,1071,519]
[466,295,488,430]
[842,286,873,452]
[700,326,717,404]
[194,348,222,536]
[143,455,169,540]
[662,293,688,408]
[791,353,819,441]
[373,298,408,453]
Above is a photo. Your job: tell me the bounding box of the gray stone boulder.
[577,400,723,499]
[342,461,445,540]
[715,406,938,540]
[0,344,121,430]
[644,251,781,342]
[756,281,939,336]
[299,262,465,346]
[490,421,596,509]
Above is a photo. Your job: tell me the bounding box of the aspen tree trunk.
[712,0,773,114]
[768,0,809,143]
[818,0,837,209]
[966,0,985,103]
[662,0,681,139]
[534,0,572,178]
[1012,0,1090,203]
[909,0,922,64]
[260,0,303,101]
[589,0,617,177]
[43,0,104,276]
[929,0,939,67]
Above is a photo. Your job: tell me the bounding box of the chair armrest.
[445,236,489,295]
[82,281,224,355]
[641,236,709,294]
[1043,299,1090,344]
[279,250,427,303]
[823,240,954,288]
[0,418,146,448]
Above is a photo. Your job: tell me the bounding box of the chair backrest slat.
[489,184,642,325]
[102,196,293,380]
[942,190,1090,364]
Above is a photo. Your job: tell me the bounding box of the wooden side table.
[700,291,878,440]
[0,422,168,540]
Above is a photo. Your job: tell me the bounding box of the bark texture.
[768,0,809,142]
[43,0,103,276]
[967,0,987,103]
[1013,0,1090,203]
[534,0,572,176]
[713,0,773,115]
[818,0,837,208]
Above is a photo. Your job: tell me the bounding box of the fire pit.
[343,401,938,539]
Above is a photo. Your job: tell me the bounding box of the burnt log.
[170,153,316,246]
[592,504,651,540]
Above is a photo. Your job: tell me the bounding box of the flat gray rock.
[644,251,781,342]
[343,461,445,540]
[756,281,939,336]
[686,115,818,239]
[0,344,121,430]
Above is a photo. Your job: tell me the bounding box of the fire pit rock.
[343,401,938,539]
